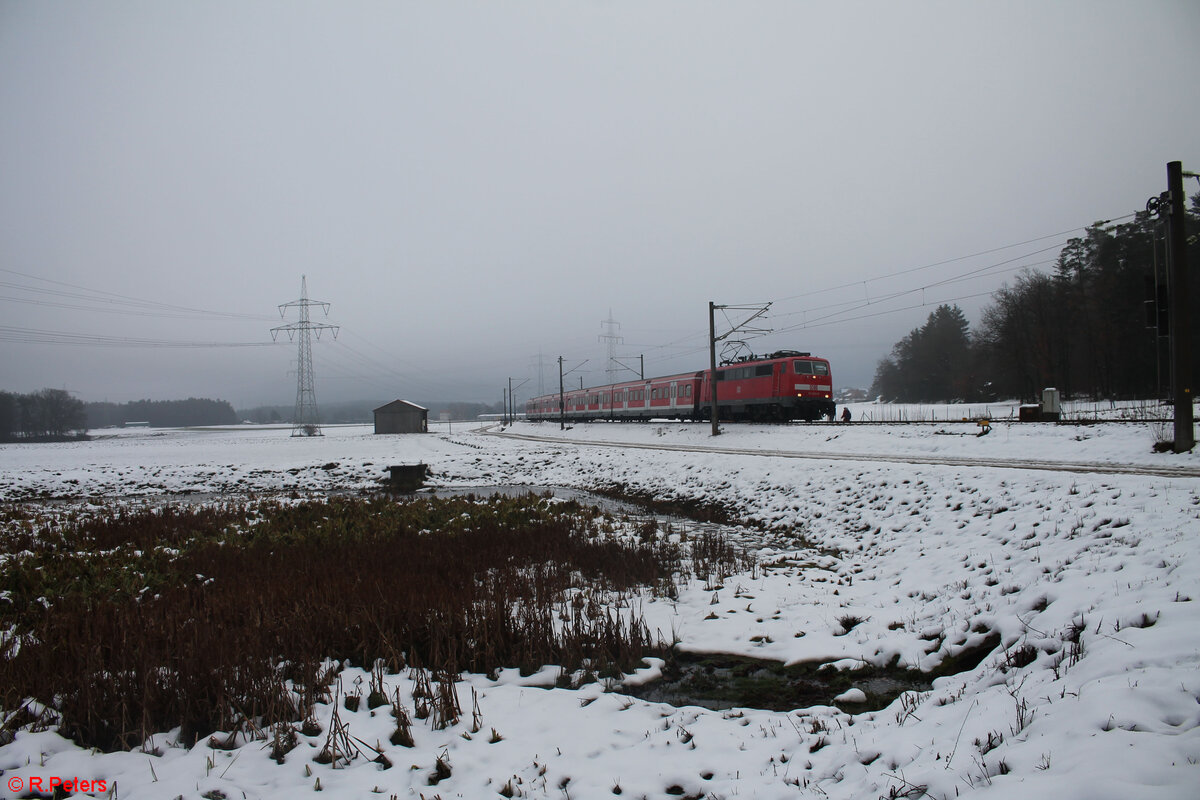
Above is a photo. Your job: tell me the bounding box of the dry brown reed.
[0,493,749,752]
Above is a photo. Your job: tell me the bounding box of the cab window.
[794,360,830,376]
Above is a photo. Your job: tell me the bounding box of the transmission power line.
[271,276,338,437]
[0,266,274,321]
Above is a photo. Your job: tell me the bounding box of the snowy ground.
[1,411,1198,799]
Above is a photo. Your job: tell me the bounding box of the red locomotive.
[525,350,835,423]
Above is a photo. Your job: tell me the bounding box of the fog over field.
[3,2,1199,406]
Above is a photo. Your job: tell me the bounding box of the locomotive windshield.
[793,360,829,376]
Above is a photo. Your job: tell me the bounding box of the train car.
[525,350,835,423]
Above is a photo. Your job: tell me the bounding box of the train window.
[756,365,772,377]
[794,360,830,376]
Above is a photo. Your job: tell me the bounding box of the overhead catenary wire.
[602,251,1067,371]
[618,285,1028,373]
[771,213,1137,305]
[611,213,1144,371]
[597,214,1152,382]
[770,256,1058,324]
[771,243,1067,334]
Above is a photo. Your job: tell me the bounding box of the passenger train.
[525,350,836,423]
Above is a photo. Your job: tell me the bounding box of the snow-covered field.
[1,415,1198,799]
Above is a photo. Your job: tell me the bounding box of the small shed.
[373,400,428,434]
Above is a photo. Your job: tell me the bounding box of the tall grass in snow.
[0,493,749,751]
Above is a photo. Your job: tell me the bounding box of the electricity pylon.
[599,310,623,384]
[271,276,339,437]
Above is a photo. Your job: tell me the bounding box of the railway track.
[485,428,1200,479]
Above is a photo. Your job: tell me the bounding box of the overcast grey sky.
[2,1,1198,408]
